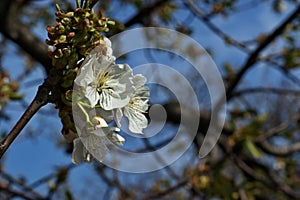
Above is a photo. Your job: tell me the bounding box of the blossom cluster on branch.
[46,4,149,164]
[72,37,149,164]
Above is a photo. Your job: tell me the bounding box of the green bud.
[46,25,55,34]
[56,24,65,34]
[58,35,67,43]
[64,12,74,18]
[61,17,71,25]
[107,20,115,25]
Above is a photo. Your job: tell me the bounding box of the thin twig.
[0,83,49,159]
[254,114,300,142]
[258,55,300,86]
[0,183,41,200]
[258,141,300,157]
[124,0,171,27]
[29,164,74,189]
[238,156,300,199]
[0,0,52,73]
[0,67,61,159]
[184,0,250,53]
[143,179,188,200]
[96,165,131,198]
[232,87,300,98]
[143,138,180,180]
[0,169,44,199]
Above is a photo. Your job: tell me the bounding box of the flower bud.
[93,116,108,128]
[58,35,67,43]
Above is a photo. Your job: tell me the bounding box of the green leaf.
[244,139,263,158]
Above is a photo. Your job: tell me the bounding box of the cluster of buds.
[46,5,115,70]
[45,4,115,143]
[0,71,22,112]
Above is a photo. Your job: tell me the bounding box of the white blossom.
[74,37,134,109]
[115,74,150,134]
[72,37,150,164]
[93,116,125,146]
[72,116,125,165]
[72,133,108,165]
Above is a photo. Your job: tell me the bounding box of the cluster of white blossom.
[72,37,149,164]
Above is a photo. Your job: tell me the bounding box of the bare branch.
[0,0,52,73]
[184,0,250,53]
[0,86,48,158]
[96,165,132,198]
[29,164,74,189]
[232,87,300,98]
[254,114,300,142]
[124,0,171,27]
[0,182,43,200]
[0,69,61,158]
[225,3,300,100]
[258,141,300,157]
[142,179,188,200]
[0,169,44,199]
[142,138,180,180]
[235,156,300,199]
[258,56,300,86]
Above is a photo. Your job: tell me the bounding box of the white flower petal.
[85,85,100,107]
[81,134,108,162]
[135,86,150,102]
[114,108,123,128]
[93,116,108,128]
[132,74,147,88]
[90,40,115,72]
[103,36,112,47]
[74,56,96,87]
[100,89,130,110]
[124,107,148,134]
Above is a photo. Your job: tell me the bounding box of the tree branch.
[143,179,188,200]
[96,165,132,198]
[0,83,49,158]
[235,156,300,199]
[0,182,42,200]
[225,3,300,100]
[254,114,300,142]
[124,0,171,27]
[0,0,52,73]
[0,169,44,199]
[258,141,300,157]
[0,68,61,159]
[184,0,250,53]
[232,87,300,98]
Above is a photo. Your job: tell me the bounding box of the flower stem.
[77,101,94,127]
